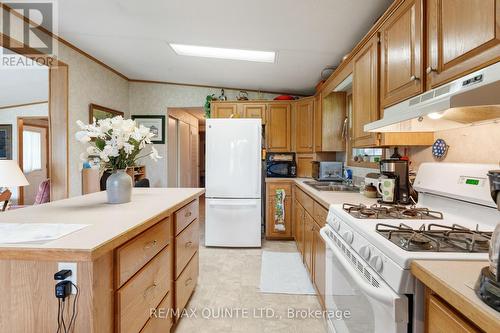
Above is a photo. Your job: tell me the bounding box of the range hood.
[365,62,500,132]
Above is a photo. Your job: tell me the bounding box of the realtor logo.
[1,1,57,56]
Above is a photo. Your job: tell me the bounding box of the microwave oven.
[266,153,296,178]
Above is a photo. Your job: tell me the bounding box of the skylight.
[169,43,276,63]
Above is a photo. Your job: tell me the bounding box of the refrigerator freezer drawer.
[205,198,261,247]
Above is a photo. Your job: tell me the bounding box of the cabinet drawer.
[427,294,480,333]
[175,199,199,235]
[116,219,170,287]
[295,187,313,214]
[313,201,328,227]
[175,251,199,312]
[175,219,199,278]
[117,247,171,333]
[267,183,292,198]
[141,291,173,333]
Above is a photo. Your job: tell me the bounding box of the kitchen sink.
[303,180,359,192]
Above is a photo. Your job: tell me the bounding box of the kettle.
[474,170,500,312]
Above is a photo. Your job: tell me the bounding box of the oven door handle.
[320,228,404,310]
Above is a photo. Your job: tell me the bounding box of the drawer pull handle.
[185,241,193,248]
[426,66,437,74]
[185,211,192,218]
[410,75,420,81]
[143,281,158,298]
[185,278,193,286]
[144,240,158,250]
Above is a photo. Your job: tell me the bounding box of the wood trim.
[0,101,48,110]
[129,79,307,97]
[17,118,24,205]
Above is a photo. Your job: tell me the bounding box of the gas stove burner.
[376,223,492,252]
[343,203,444,220]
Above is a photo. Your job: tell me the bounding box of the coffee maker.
[379,159,411,205]
[475,170,500,312]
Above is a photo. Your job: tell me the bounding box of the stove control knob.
[371,256,383,272]
[360,246,371,260]
[332,219,341,231]
[343,231,354,244]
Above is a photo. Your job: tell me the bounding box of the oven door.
[321,226,408,333]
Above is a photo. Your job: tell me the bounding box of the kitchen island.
[0,188,204,333]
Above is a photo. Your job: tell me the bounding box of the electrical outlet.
[57,262,77,294]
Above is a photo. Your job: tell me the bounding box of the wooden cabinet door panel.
[352,34,380,148]
[321,92,347,151]
[295,98,314,153]
[313,226,326,308]
[314,94,322,152]
[294,200,305,256]
[267,103,291,152]
[212,103,239,118]
[243,104,266,124]
[304,212,314,275]
[427,294,480,333]
[427,0,500,88]
[380,0,423,107]
[266,183,293,239]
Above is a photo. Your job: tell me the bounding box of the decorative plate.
[432,138,448,159]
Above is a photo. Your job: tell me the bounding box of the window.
[23,130,42,173]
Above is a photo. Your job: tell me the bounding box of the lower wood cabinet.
[293,184,328,307]
[175,252,199,313]
[426,292,481,333]
[266,182,293,239]
[141,292,173,333]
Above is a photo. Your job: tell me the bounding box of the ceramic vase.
[106,169,132,204]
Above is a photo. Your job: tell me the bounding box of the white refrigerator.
[205,118,262,247]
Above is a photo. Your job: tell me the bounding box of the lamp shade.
[0,160,29,187]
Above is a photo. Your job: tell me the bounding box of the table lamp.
[0,160,29,211]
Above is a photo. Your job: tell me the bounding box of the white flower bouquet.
[76,116,161,171]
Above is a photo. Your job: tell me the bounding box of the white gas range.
[320,163,499,333]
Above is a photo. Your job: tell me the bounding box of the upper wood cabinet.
[314,94,322,152]
[426,0,500,89]
[380,0,424,107]
[317,92,347,152]
[266,103,292,152]
[295,97,314,153]
[242,103,266,124]
[211,103,240,118]
[352,34,380,148]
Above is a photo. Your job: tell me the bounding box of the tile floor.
[174,198,328,333]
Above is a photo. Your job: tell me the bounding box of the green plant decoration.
[204,94,215,119]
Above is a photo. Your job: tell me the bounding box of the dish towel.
[274,189,286,232]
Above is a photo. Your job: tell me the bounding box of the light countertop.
[265,177,378,208]
[0,188,204,261]
[412,260,500,333]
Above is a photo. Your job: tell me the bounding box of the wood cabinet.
[303,211,314,275]
[426,293,481,333]
[266,103,292,152]
[317,92,347,151]
[296,154,313,178]
[352,34,380,148]
[266,182,293,239]
[242,103,266,124]
[380,0,423,107]
[211,103,240,118]
[427,0,500,89]
[294,199,305,255]
[314,93,322,152]
[295,97,314,153]
[313,225,326,307]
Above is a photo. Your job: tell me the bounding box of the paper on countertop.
[0,223,89,244]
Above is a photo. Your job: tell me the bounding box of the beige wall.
[129,82,277,187]
[409,122,500,169]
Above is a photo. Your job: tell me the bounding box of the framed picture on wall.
[0,124,12,160]
[89,103,124,123]
[132,115,165,144]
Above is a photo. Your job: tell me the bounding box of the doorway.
[167,108,204,188]
[18,117,49,205]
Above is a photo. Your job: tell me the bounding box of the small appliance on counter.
[475,169,500,312]
[265,152,296,178]
[379,159,411,204]
[311,161,343,181]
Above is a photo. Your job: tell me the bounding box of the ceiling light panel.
[169,43,276,63]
